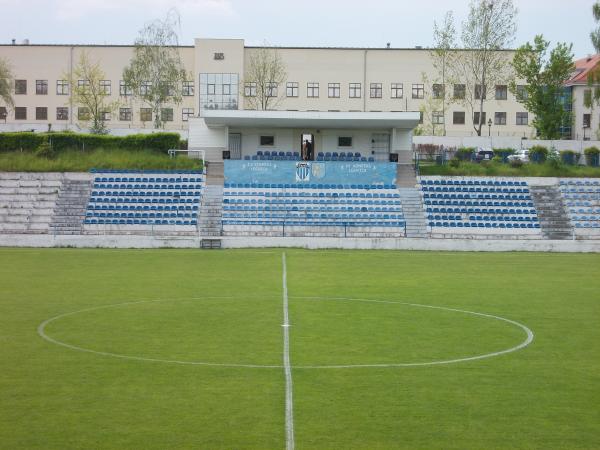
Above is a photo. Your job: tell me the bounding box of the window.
[391,83,403,99]
[182,81,194,96]
[244,82,257,97]
[260,135,275,146]
[207,83,216,95]
[0,107,7,120]
[15,107,27,120]
[370,83,382,98]
[182,108,194,121]
[349,83,361,98]
[56,80,69,95]
[583,113,592,128]
[266,82,278,98]
[412,84,424,99]
[78,79,90,93]
[140,108,152,122]
[584,89,592,105]
[35,107,47,120]
[140,81,152,96]
[160,81,175,97]
[495,85,507,100]
[328,83,340,98]
[307,82,319,98]
[200,73,238,110]
[119,108,132,121]
[119,81,132,96]
[516,112,529,125]
[36,80,48,95]
[161,108,173,122]
[453,111,465,125]
[99,80,111,95]
[338,136,352,147]
[453,84,465,99]
[286,82,298,97]
[432,111,444,124]
[432,84,444,99]
[100,110,111,121]
[516,85,528,101]
[475,84,486,99]
[77,107,90,120]
[494,112,507,125]
[15,80,27,95]
[56,107,68,121]
[473,111,487,125]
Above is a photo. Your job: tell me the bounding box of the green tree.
[123,10,189,129]
[510,35,574,139]
[243,46,287,110]
[67,51,119,134]
[591,2,600,53]
[0,57,14,114]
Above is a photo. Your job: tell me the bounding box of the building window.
[475,84,486,100]
[260,135,275,146]
[200,73,238,110]
[161,108,173,122]
[78,79,90,93]
[516,85,528,101]
[77,107,90,120]
[140,108,152,122]
[370,83,382,98]
[349,83,361,98]
[328,83,340,98]
[495,85,507,100]
[0,107,7,120]
[182,108,194,121]
[516,112,529,125]
[453,84,466,99]
[583,113,592,128]
[36,80,48,95]
[56,107,68,120]
[432,84,444,99]
[100,110,111,121]
[119,81,132,96]
[453,111,465,124]
[338,136,352,147]
[15,80,27,95]
[15,107,27,120]
[35,107,48,120]
[182,81,194,96]
[473,111,487,125]
[56,80,69,95]
[160,82,175,97]
[266,82,278,98]
[494,112,507,125]
[244,81,257,97]
[119,108,132,121]
[286,82,298,97]
[391,83,403,99]
[307,82,319,98]
[99,80,111,95]
[432,111,444,124]
[412,84,424,99]
[140,81,152,96]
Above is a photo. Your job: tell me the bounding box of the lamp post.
[487,118,492,137]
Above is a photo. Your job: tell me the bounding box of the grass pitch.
[1,248,599,449]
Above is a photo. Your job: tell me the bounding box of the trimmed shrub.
[529,145,548,164]
[559,150,579,166]
[584,146,600,166]
[455,147,475,161]
[0,132,45,152]
[492,148,515,163]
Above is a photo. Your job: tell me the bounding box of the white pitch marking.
[281,252,295,450]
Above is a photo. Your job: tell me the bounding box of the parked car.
[474,148,494,162]
[507,149,529,163]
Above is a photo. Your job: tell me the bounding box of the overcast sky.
[0,0,595,58]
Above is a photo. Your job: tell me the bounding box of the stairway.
[205,161,224,184]
[397,187,429,238]
[49,178,91,235]
[396,163,418,188]
[530,185,573,240]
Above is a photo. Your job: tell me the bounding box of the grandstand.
[559,179,600,237]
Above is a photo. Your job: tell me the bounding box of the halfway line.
[282,252,295,450]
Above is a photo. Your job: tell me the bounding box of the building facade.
[0,38,567,138]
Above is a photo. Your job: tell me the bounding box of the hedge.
[529,145,549,164]
[492,148,515,163]
[0,132,181,153]
[559,150,579,166]
[455,147,475,161]
[584,146,600,167]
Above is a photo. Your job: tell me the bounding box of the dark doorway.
[301,133,315,161]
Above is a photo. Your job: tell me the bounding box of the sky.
[0,0,596,58]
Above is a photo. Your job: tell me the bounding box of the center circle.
[38,296,533,369]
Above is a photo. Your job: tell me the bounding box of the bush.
[529,145,549,164]
[584,146,600,166]
[449,158,460,168]
[509,158,524,168]
[493,148,515,163]
[0,132,45,152]
[455,147,475,162]
[559,150,579,166]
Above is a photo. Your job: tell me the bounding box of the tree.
[244,46,287,110]
[417,73,444,136]
[0,57,14,114]
[510,35,574,139]
[123,10,189,128]
[431,11,457,136]
[587,3,600,111]
[67,51,118,134]
[591,2,600,53]
[450,0,517,136]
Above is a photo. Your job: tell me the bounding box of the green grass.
[420,161,600,177]
[0,148,202,172]
[1,249,599,449]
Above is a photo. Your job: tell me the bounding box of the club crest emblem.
[295,162,311,182]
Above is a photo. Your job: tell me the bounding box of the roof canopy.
[201,110,420,129]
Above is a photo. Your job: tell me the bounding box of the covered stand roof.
[201,110,421,129]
